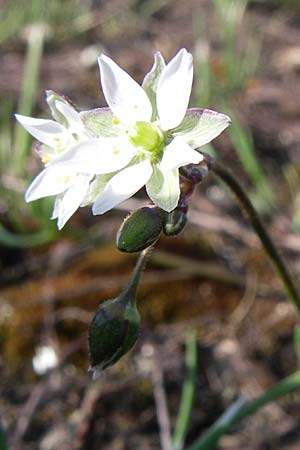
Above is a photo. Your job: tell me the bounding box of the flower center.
[129,121,163,152]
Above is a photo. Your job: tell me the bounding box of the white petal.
[160,136,203,172]
[172,108,231,148]
[15,114,66,146]
[80,174,113,206]
[51,195,62,219]
[51,137,136,174]
[156,48,193,130]
[98,54,152,125]
[25,166,75,202]
[54,101,82,128]
[142,51,166,120]
[146,166,180,212]
[92,159,152,215]
[56,174,92,229]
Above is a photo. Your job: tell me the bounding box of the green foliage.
[0,422,7,450]
[0,21,58,246]
[186,371,300,450]
[0,0,93,247]
[0,0,90,43]
[227,109,275,212]
[172,330,197,450]
[194,0,260,104]
[12,25,46,177]
[193,0,274,214]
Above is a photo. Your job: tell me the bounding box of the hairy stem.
[210,160,300,313]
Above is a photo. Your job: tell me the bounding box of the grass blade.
[172,330,197,450]
[13,23,46,176]
[186,371,300,450]
[227,109,275,212]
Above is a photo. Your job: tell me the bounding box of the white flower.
[50,48,231,216]
[18,49,231,228]
[32,344,58,375]
[16,91,95,229]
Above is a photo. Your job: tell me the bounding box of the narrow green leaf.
[13,23,46,176]
[186,371,300,450]
[0,223,57,248]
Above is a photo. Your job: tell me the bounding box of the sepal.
[80,108,124,137]
[172,108,231,148]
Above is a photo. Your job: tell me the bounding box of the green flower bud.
[162,208,187,236]
[88,249,151,378]
[88,291,140,377]
[116,206,162,253]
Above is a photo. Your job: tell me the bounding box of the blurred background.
[1,0,300,449]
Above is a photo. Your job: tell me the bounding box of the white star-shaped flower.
[50,48,230,216]
[16,92,95,229]
[18,49,231,228]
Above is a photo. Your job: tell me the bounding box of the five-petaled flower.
[16,48,231,228]
[16,92,93,229]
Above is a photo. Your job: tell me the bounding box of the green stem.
[210,160,300,314]
[123,245,155,300]
[172,330,197,450]
[13,24,46,176]
[186,371,300,450]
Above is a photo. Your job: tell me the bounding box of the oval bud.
[116,206,162,253]
[88,292,140,378]
[162,208,187,236]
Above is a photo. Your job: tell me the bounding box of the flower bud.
[116,206,162,253]
[162,207,187,236]
[88,292,140,378]
[180,162,209,185]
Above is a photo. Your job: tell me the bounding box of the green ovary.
[129,121,163,152]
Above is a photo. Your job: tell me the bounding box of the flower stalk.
[210,159,300,313]
[88,245,154,376]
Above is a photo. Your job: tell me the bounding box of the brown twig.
[151,346,173,450]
